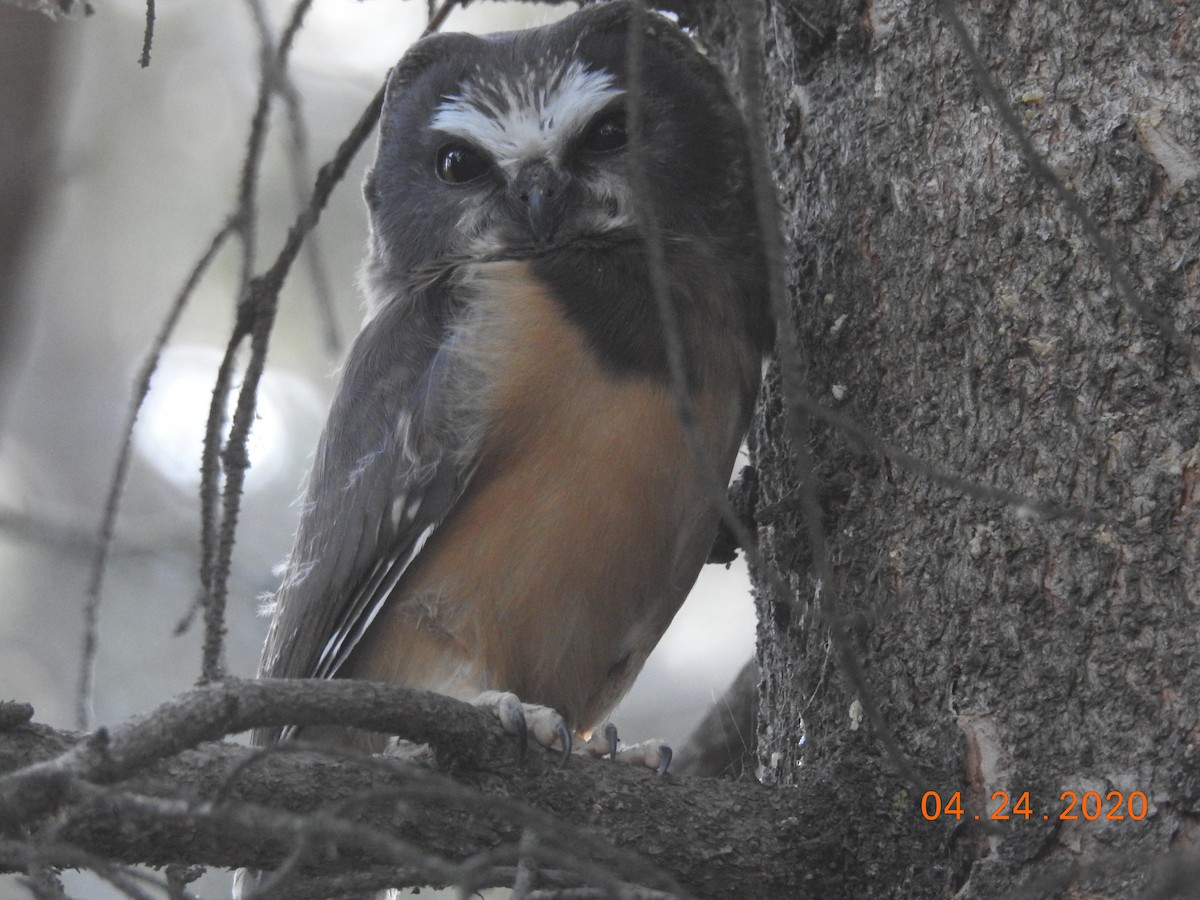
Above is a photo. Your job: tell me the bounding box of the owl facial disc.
[431,58,623,176]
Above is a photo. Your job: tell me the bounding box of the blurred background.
[0,1,754,895]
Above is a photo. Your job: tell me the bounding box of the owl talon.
[615,740,673,776]
[555,720,573,767]
[655,744,673,777]
[473,691,570,762]
[578,726,669,774]
[514,705,529,761]
[576,721,617,759]
[604,722,619,762]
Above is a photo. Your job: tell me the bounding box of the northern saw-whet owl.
[252,0,772,763]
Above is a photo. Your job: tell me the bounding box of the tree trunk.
[694,0,1200,895]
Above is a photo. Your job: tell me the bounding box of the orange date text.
[920,789,1148,823]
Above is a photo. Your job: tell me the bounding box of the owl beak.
[512,165,567,245]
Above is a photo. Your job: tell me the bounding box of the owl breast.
[340,258,747,731]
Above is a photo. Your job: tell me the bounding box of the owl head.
[362,1,755,302]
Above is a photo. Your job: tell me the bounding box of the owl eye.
[436,143,490,184]
[581,111,627,153]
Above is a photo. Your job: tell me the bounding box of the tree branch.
[0,679,871,898]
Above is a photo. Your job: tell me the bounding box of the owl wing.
[256,284,477,713]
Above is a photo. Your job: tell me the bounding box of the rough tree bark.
[698,0,1198,896]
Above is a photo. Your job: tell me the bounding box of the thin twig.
[276,77,343,354]
[196,0,461,685]
[139,0,155,68]
[75,222,236,730]
[511,829,540,899]
[198,0,318,682]
[245,0,343,353]
[195,0,305,653]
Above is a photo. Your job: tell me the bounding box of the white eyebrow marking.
[431,59,623,173]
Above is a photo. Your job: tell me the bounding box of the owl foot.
[473,690,572,765]
[617,740,673,776]
[579,722,672,776]
[578,721,620,761]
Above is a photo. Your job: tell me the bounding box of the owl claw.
[473,691,570,762]
[603,722,619,762]
[513,705,529,761]
[655,744,673,777]
[555,720,573,767]
[579,725,669,774]
[472,694,669,775]
[615,740,673,776]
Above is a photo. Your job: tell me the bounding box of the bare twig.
[511,829,540,899]
[242,0,341,354]
[76,221,237,730]
[138,0,155,68]
[197,0,315,683]
[197,0,460,684]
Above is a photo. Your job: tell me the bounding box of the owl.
[252,0,771,760]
